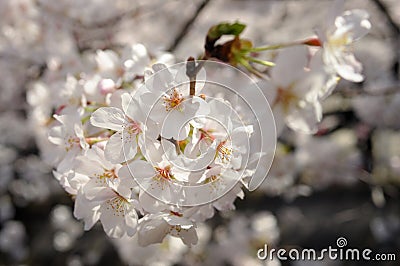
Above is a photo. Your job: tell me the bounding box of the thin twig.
[168,0,211,52]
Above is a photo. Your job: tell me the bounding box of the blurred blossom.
[0,195,15,222]
[370,216,400,243]
[0,220,28,261]
[353,93,400,129]
[259,144,297,197]
[0,61,31,111]
[204,213,281,266]
[372,130,400,185]
[51,205,84,252]
[111,234,188,266]
[0,112,33,149]
[67,255,84,266]
[0,145,16,193]
[295,130,361,189]
[182,224,212,265]
[10,155,56,205]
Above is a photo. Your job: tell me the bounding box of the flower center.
[163,89,184,111]
[126,118,142,135]
[154,165,174,180]
[328,32,351,47]
[274,87,298,113]
[199,128,216,142]
[217,140,232,161]
[204,174,219,183]
[66,136,80,151]
[99,168,118,179]
[106,194,129,217]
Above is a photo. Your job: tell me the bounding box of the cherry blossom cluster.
[26,0,371,248]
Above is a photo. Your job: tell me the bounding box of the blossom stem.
[245,56,275,67]
[245,37,322,53]
[245,43,297,52]
[186,57,197,96]
[85,137,108,146]
[237,57,267,79]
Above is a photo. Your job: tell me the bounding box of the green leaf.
[208,22,246,40]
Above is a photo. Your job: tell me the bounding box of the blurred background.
[0,0,399,265]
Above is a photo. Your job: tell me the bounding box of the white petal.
[121,93,145,122]
[126,160,155,180]
[104,131,138,164]
[124,206,138,237]
[139,192,166,213]
[74,190,100,230]
[48,126,64,145]
[286,101,322,134]
[336,9,371,41]
[75,156,103,177]
[271,46,308,88]
[90,107,125,131]
[83,179,115,201]
[99,203,125,238]
[137,218,169,246]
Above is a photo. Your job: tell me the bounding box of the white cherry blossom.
[319,0,371,82]
[137,210,198,247]
[73,146,139,238]
[262,46,326,134]
[90,92,157,163]
[48,108,89,172]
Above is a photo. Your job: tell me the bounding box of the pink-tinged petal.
[271,46,309,88]
[137,218,169,246]
[90,107,125,131]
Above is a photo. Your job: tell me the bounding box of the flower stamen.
[163,89,184,111]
